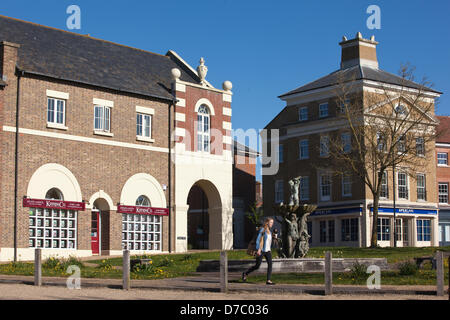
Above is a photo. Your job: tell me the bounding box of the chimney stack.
[339,32,378,69]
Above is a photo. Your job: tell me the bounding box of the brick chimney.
[339,32,378,69]
[0,41,20,83]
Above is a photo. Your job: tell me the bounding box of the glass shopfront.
[118,196,169,252]
[29,208,77,249]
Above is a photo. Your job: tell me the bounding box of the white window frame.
[197,105,210,153]
[319,103,329,118]
[275,180,284,204]
[94,105,111,133]
[29,208,77,250]
[338,98,350,114]
[416,219,431,242]
[298,107,308,121]
[342,174,352,197]
[122,213,162,252]
[47,97,66,126]
[136,113,152,139]
[416,173,426,201]
[299,176,310,201]
[397,172,409,200]
[320,135,330,157]
[377,217,391,242]
[299,139,309,159]
[380,171,388,199]
[437,152,448,166]
[341,132,351,153]
[319,173,332,202]
[439,182,448,204]
[416,137,425,156]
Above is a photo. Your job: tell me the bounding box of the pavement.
[0,272,447,298]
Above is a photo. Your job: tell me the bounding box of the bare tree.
[324,65,441,247]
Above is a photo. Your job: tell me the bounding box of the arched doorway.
[186,180,223,250]
[187,185,209,249]
[91,198,110,255]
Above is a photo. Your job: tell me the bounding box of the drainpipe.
[13,68,23,262]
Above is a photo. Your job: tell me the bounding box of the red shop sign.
[117,205,169,216]
[23,198,86,211]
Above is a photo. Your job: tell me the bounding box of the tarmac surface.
[0,273,447,300]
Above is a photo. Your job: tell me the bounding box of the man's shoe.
[242,272,248,282]
[266,281,275,285]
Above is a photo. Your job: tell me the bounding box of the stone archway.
[186,180,223,250]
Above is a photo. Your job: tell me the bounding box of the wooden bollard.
[220,251,228,293]
[325,251,332,295]
[123,250,130,290]
[436,251,444,296]
[34,249,42,286]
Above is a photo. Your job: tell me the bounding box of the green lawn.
[305,246,450,263]
[0,247,449,283]
[231,269,449,286]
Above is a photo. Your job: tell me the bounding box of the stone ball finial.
[222,80,233,92]
[342,36,347,41]
[171,68,181,81]
[356,32,363,39]
[370,35,375,41]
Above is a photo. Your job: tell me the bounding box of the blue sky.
[1,0,449,181]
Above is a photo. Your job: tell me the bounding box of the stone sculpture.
[274,177,317,258]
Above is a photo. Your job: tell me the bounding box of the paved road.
[0,283,446,300]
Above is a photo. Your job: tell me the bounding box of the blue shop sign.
[311,207,363,216]
[370,207,437,215]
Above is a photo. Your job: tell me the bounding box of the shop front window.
[341,218,358,242]
[29,208,77,249]
[377,217,390,241]
[29,188,77,249]
[122,196,162,251]
[417,219,431,242]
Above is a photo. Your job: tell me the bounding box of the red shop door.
[91,211,100,255]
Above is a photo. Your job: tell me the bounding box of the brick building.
[263,33,441,248]
[232,141,259,249]
[0,16,234,261]
[436,116,450,246]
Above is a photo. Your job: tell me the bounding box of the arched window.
[45,188,64,200]
[197,105,210,152]
[136,195,151,207]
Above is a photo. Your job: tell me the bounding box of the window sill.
[438,164,449,167]
[47,123,68,131]
[136,136,155,143]
[94,130,114,137]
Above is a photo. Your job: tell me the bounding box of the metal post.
[220,251,228,293]
[393,162,397,247]
[325,251,332,295]
[123,250,130,290]
[436,251,444,296]
[34,249,41,286]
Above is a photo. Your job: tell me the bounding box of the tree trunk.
[371,194,379,247]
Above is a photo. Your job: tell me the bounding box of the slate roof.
[279,64,441,98]
[233,140,260,157]
[437,116,450,143]
[0,15,201,100]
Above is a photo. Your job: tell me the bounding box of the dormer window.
[197,105,210,152]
